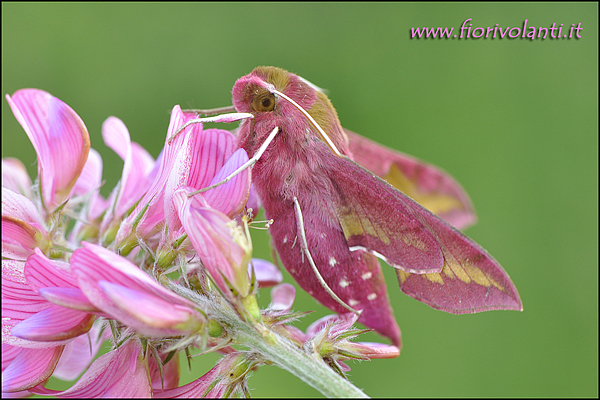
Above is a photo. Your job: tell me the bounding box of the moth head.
[232,66,343,156]
[233,66,313,114]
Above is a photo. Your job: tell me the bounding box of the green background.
[2,3,597,397]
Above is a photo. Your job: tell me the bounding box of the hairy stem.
[232,316,369,398]
[175,286,369,398]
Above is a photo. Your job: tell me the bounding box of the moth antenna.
[168,112,253,144]
[189,126,280,196]
[270,89,343,157]
[293,197,361,316]
[181,105,236,116]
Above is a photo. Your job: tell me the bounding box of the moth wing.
[326,155,444,274]
[345,128,476,230]
[395,215,523,313]
[327,155,522,312]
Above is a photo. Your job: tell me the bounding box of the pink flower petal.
[53,321,105,381]
[269,283,296,311]
[3,320,72,350]
[251,258,283,288]
[1,346,64,393]
[1,216,48,260]
[2,260,46,309]
[203,148,251,218]
[2,158,32,198]
[115,106,190,244]
[70,148,110,223]
[6,89,90,210]
[305,313,359,339]
[174,189,250,299]
[10,305,94,342]
[337,360,351,372]
[2,343,22,371]
[149,352,180,391]
[25,249,78,291]
[43,339,152,398]
[99,280,203,337]
[102,116,130,160]
[2,260,53,347]
[4,253,91,347]
[156,353,249,398]
[2,187,43,225]
[102,117,155,219]
[164,128,236,231]
[71,147,103,197]
[185,129,236,190]
[281,325,307,344]
[38,287,99,312]
[344,342,400,359]
[72,242,197,308]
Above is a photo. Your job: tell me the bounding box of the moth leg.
[270,239,283,271]
[293,197,361,316]
[189,126,280,196]
[290,235,298,249]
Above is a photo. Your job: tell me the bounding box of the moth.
[184,66,522,346]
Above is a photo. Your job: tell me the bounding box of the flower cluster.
[2,89,398,397]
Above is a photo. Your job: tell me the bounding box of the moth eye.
[252,92,276,112]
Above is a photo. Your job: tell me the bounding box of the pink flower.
[156,353,254,398]
[2,158,32,198]
[149,352,181,391]
[100,117,155,243]
[71,242,205,337]
[305,313,400,374]
[2,345,65,393]
[252,258,284,288]
[262,285,400,373]
[5,89,90,212]
[2,253,94,347]
[1,253,95,392]
[31,339,152,398]
[52,321,105,381]
[260,283,399,373]
[116,106,251,254]
[68,148,111,243]
[174,188,252,300]
[2,188,50,260]
[268,283,296,312]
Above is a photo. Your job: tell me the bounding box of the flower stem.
[229,313,369,397]
[171,285,369,397]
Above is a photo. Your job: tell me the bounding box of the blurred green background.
[2,3,597,397]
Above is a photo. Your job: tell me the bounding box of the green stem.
[241,326,368,398]
[226,311,368,397]
[170,285,369,397]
